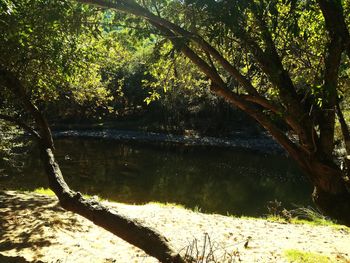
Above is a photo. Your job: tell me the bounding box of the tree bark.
[336,102,350,156]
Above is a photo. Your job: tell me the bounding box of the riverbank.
[53,129,284,154]
[1,191,349,262]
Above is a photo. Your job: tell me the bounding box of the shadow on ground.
[0,254,44,263]
[0,191,84,262]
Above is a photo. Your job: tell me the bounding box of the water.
[2,138,313,217]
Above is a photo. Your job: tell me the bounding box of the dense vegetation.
[1,0,350,261]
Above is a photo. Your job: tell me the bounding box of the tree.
[1,0,350,261]
[0,1,184,261]
[76,0,350,224]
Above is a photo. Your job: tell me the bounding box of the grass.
[33,187,55,196]
[284,249,336,263]
[235,213,339,228]
[265,215,339,227]
[231,214,348,232]
[28,189,350,231]
[32,188,105,201]
[31,190,188,208]
[264,206,349,230]
[146,201,186,209]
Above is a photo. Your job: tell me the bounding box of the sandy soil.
[0,191,349,263]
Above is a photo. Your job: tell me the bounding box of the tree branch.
[0,68,54,149]
[78,0,314,165]
[316,0,345,158]
[0,113,41,140]
[78,0,260,97]
[245,3,317,153]
[336,102,350,156]
[143,17,314,171]
[318,37,342,158]
[78,0,317,151]
[317,0,350,51]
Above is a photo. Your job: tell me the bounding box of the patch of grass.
[228,214,330,226]
[261,205,349,230]
[284,249,333,263]
[193,205,202,213]
[226,214,349,232]
[265,215,334,226]
[266,215,289,224]
[290,217,336,226]
[32,188,106,202]
[265,215,349,231]
[146,201,186,209]
[33,187,55,196]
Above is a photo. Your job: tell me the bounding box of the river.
[2,137,313,217]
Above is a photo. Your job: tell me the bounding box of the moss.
[284,249,334,263]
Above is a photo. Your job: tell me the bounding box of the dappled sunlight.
[0,191,158,262]
[0,191,85,262]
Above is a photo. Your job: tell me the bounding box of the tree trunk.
[295,155,350,226]
[336,102,350,155]
[312,187,350,225]
[40,146,184,263]
[0,68,185,263]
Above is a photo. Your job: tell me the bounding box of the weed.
[181,232,251,262]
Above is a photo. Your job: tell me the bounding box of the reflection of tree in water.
[4,138,312,217]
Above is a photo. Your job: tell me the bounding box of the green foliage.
[1,0,349,145]
[0,121,26,174]
[0,0,116,117]
[142,41,209,107]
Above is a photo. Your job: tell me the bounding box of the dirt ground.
[0,191,349,263]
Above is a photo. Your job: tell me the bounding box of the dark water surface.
[2,138,313,216]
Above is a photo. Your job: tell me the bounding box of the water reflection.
[2,138,313,216]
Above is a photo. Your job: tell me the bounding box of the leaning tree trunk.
[40,146,184,263]
[0,68,185,263]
